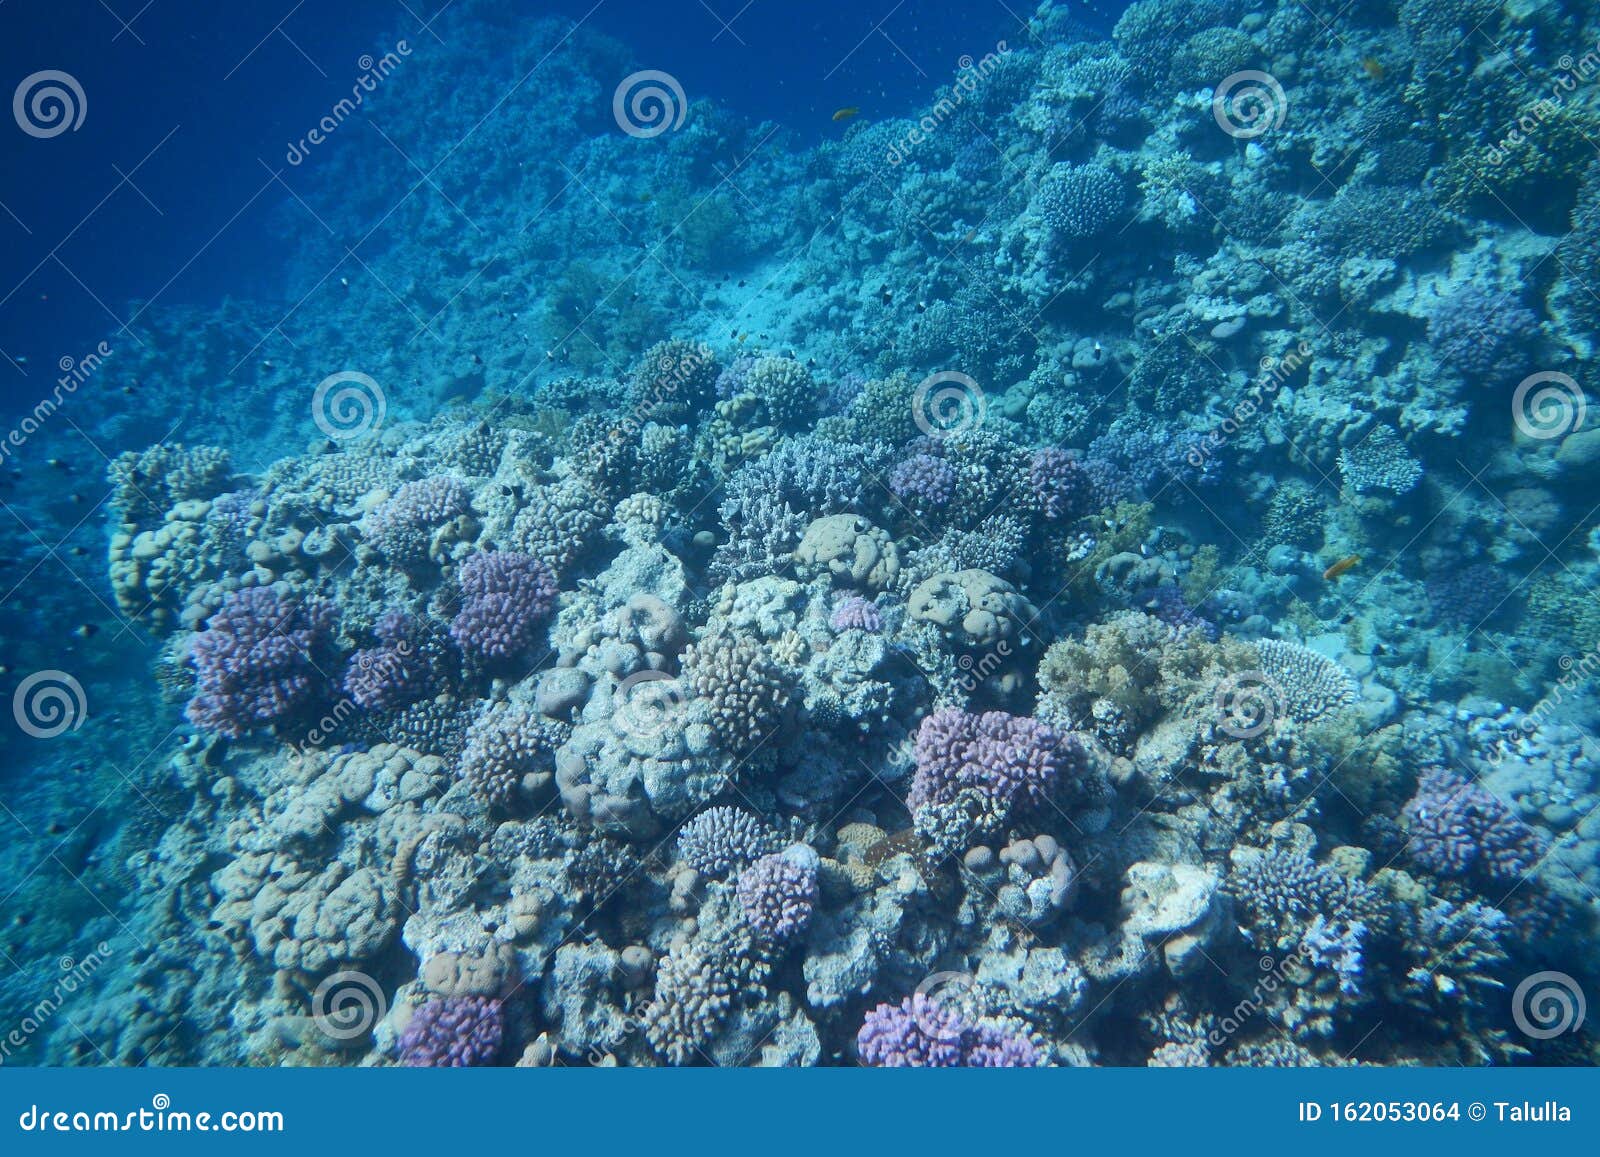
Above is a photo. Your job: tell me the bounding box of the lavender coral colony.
[11,0,1600,1074]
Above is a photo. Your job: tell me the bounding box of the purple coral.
[736,847,819,941]
[397,996,504,1067]
[1425,562,1512,628]
[908,708,1079,818]
[889,452,956,507]
[365,476,472,562]
[343,610,440,711]
[449,550,557,665]
[186,587,339,736]
[829,595,883,633]
[1426,285,1537,387]
[1028,447,1093,521]
[857,995,1041,1067]
[1402,767,1547,884]
[1142,583,1216,640]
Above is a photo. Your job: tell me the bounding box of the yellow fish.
[831,106,860,123]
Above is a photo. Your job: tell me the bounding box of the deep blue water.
[0,0,1596,1075]
[0,0,1122,402]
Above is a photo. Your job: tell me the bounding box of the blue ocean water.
[0,0,1595,1069]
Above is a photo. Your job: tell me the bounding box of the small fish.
[831,106,860,123]
[73,623,98,640]
[639,192,652,203]
[1323,554,1362,580]
[1359,56,1384,80]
